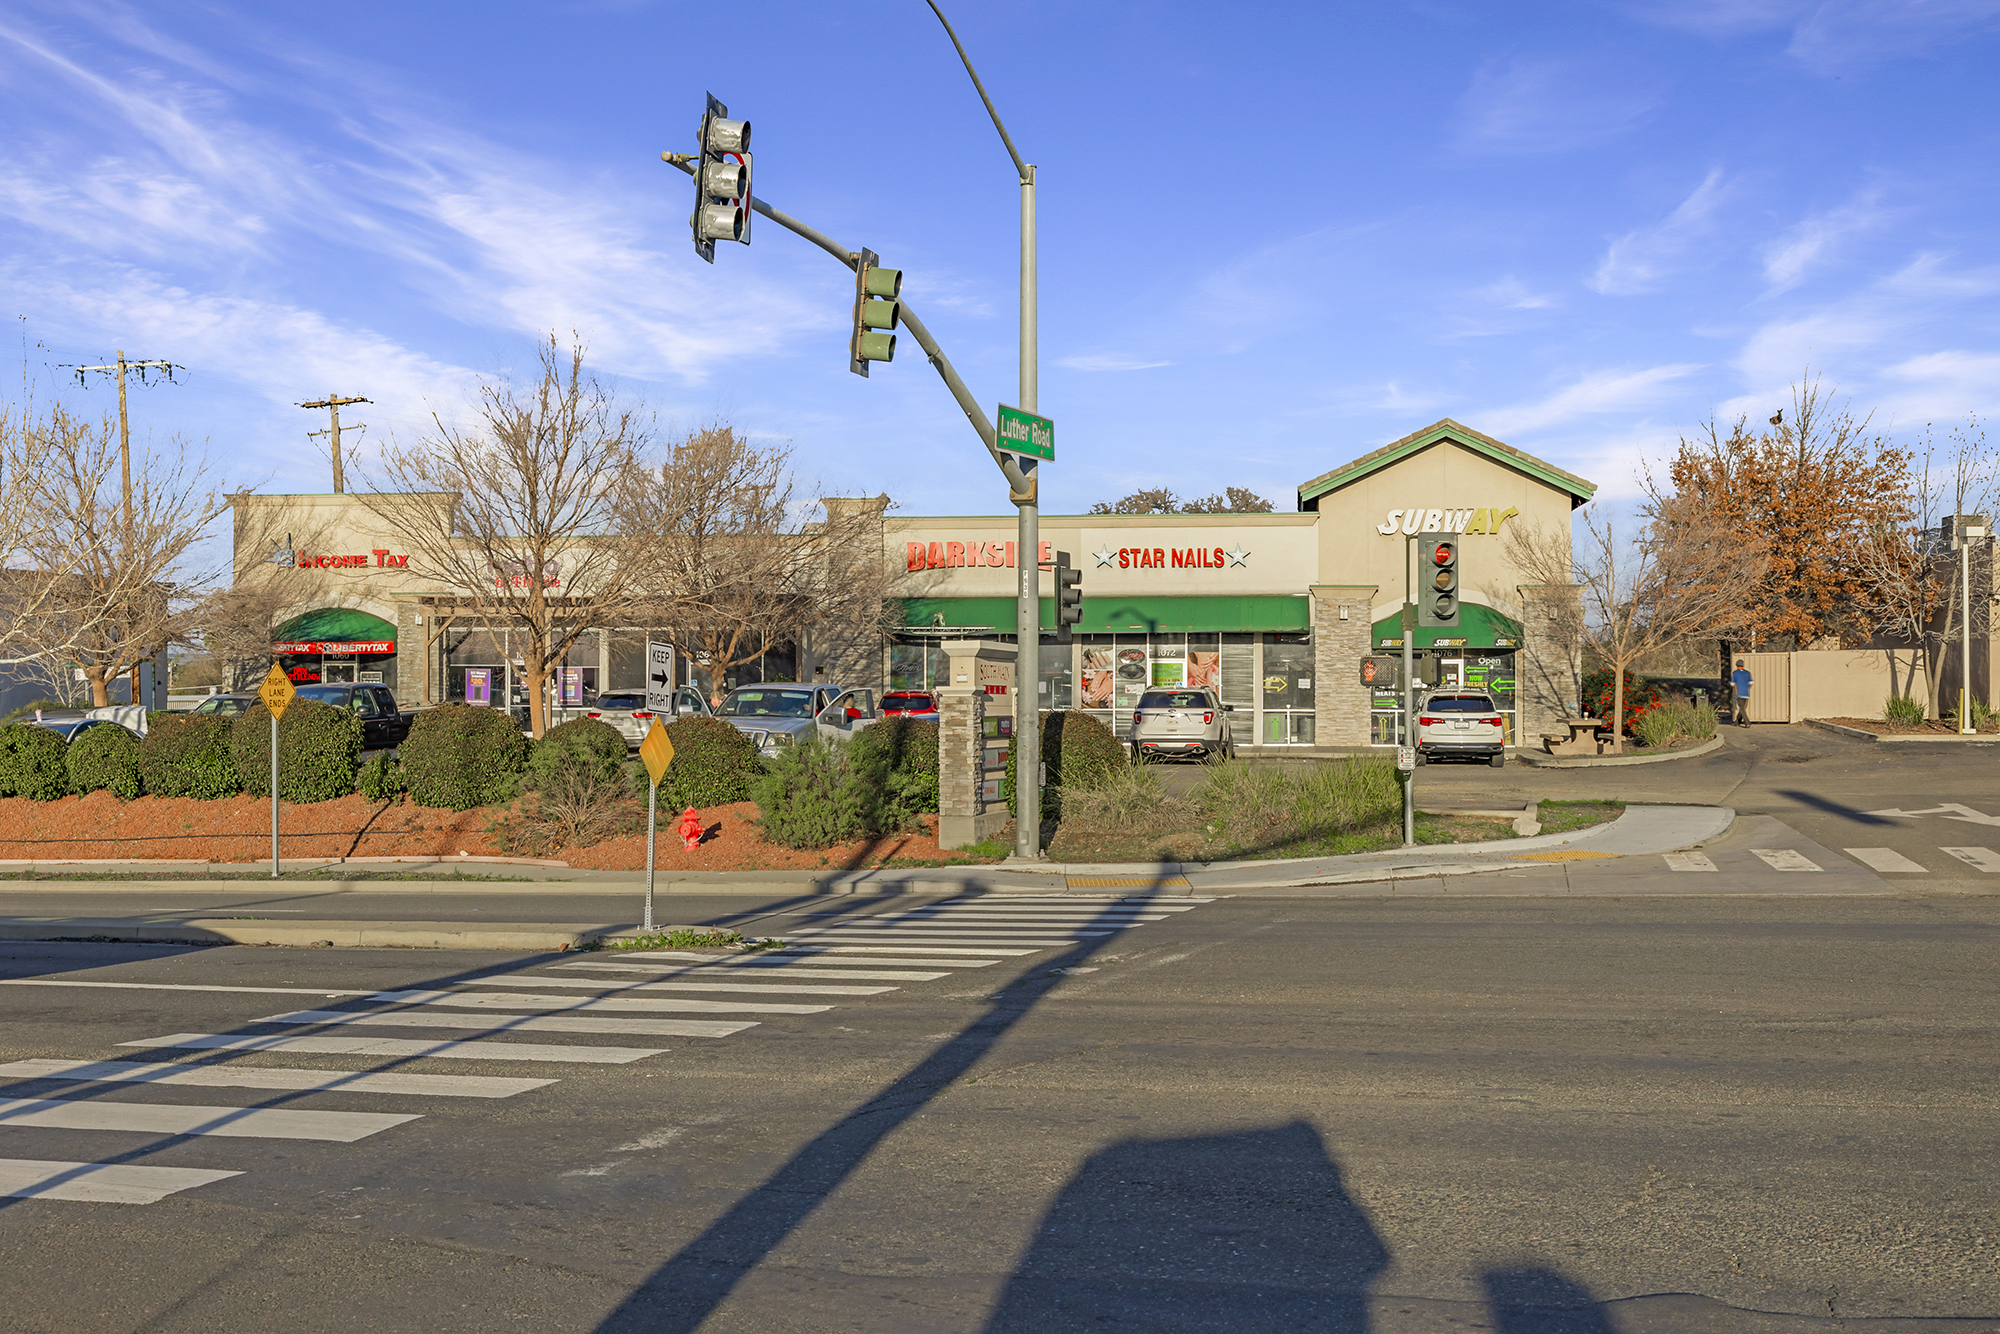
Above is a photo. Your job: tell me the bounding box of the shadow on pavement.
[985,1121,1387,1332]
[1485,1267,1618,1333]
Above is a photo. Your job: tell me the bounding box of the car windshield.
[194,698,248,715]
[719,688,816,719]
[294,685,351,706]
[594,694,643,710]
[1426,696,1495,712]
[882,693,934,709]
[1138,691,1210,709]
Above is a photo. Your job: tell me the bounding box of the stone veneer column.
[1516,583,1583,745]
[936,639,990,850]
[1310,585,1378,748]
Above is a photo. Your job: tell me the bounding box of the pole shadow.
[985,1121,1388,1333]
[1483,1267,1618,1333]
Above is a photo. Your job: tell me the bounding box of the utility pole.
[69,350,181,707]
[299,394,370,494]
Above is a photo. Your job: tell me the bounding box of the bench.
[1541,717,1607,756]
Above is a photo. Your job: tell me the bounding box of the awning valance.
[273,607,398,656]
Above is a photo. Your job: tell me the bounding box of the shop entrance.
[323,660,357,685]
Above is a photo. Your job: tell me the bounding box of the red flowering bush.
[1581,669,1663,735]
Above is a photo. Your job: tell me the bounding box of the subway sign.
[1375,506,1518,536]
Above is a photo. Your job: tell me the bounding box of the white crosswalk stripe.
[0,1058,552,1099]
[0,1158,241,1204]
[123,1033,665,1063]
[1845,847,1929,873]
[1941,846,2000,872]
[4,892,1217,1204]
[1749,848,1821,872]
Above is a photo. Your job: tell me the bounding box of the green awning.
[901,595,1310,636]
[273,607,398,654]
[1370,602,1522,650]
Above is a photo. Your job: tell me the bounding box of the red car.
[881,691,940,719]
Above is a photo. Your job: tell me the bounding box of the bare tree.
[187,502,343,690]
[1853,416,1998,717]
[1509,489,1765,751]
[6,402,228,706]
[357,339,652,738]
[1089,485,1274,515]
[624,425,894,695]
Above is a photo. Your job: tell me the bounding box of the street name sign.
[996,404,1054,461]
[644,641,675,714]
[259,665,296,720]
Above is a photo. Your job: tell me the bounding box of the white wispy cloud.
[1057,353,1171,372]
[1479,364,1702,437]
[1761,190,1888,292]
[1475,277,1558,310]
[1591,170,1731,295]
[1628,0,2000,71]
[1456,54,1662,155]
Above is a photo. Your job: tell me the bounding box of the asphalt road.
[0,892,1995,1332]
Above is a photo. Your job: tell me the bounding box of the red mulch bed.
[0,792,998,871]
[1816,716,2000,736]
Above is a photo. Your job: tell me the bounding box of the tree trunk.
[524,648,547,739]
[88,667,110,708]
[1610,664,1627,754]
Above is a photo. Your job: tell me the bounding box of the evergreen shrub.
[228,700,363,804]
[847,717,939,830]
[656,717,763,810]
[530,718,628,789]
[358,751,404,802]
[0,723,70,800]
[399,704,528,810]
[1003,710,1128,815]
[753,738,868,848]
[67,724,142,800]
[139,715,239,800]
[1581,669,1663,735]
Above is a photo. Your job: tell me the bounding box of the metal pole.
[1402,534,1415,847]
[1013,165,1040,860]
[645,781,658,931]
[270,713,280,878]
[1962,531,1975,733]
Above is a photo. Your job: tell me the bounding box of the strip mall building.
[230,419,1591,749]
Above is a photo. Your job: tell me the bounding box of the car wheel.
[1489,753,1505,769]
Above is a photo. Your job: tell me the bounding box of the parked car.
[190,693,257,718]
[293,683,414,750]
[880,690,939,720]
[28,714,140,745]
[1415,690,1507,767]
[1130,688,1233,762]
[715,683,880,757]
[586,686,712,745]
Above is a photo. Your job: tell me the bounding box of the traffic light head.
[1416,532,1459,628]
[851,250,900,376]
[691,94,752,264]
[1054,550,1083,643]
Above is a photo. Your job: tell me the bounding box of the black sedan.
[293,684,414,750]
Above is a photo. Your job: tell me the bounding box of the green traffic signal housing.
[850,250,901,376]
[691,93,751,264]
[1054,550,1083,643]
[1416,532,1459,628]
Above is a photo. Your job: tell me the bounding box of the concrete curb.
[0,917,629,950]
[1516,735,1724,768]
[0,854,574,871]
[1805,718,2000,743]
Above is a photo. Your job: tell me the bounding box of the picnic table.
[1542,716,1608,756]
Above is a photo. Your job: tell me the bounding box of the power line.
[298,392,371,493]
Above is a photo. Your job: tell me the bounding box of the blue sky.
[4,0,1998,542]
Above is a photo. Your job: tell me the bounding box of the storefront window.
[1261,632,1315,745]
[1039,643,1072,710]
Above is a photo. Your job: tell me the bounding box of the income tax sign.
[996,404,1053,461]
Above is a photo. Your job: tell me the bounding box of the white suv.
[1130,688,1233,762]
[1415,690,1507,767]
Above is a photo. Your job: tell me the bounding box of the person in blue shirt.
[1731,659,1753,726]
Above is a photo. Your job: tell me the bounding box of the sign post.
[644,641,675,716]
[258,665,296,878]
[1401,535,1417,847]
[638,719,677,932]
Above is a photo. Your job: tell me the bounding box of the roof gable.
[1296,418,1597,510]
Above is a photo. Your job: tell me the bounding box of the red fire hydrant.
[678,806,704,852]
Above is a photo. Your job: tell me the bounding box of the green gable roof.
[1297,418,1597,511]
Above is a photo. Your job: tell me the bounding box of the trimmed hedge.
[139,715,240,800]
[656,717,764,810]
[67,724,142,800]
[358,750,403,801]
[531,718,628,789]
[752,738,868,848]
[400,704,528,810]
[1003,710,1127,815]
[0,723,69,800]
[228,699,363,804]
[847,717,939,830]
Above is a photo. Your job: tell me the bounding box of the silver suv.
[716,684,880,757]
[1415,690,1506,767]
[587,687,710,745]
[1130,687,1233,762]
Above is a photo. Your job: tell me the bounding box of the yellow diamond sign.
[639,717,675,787]
[258,664,296,721]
